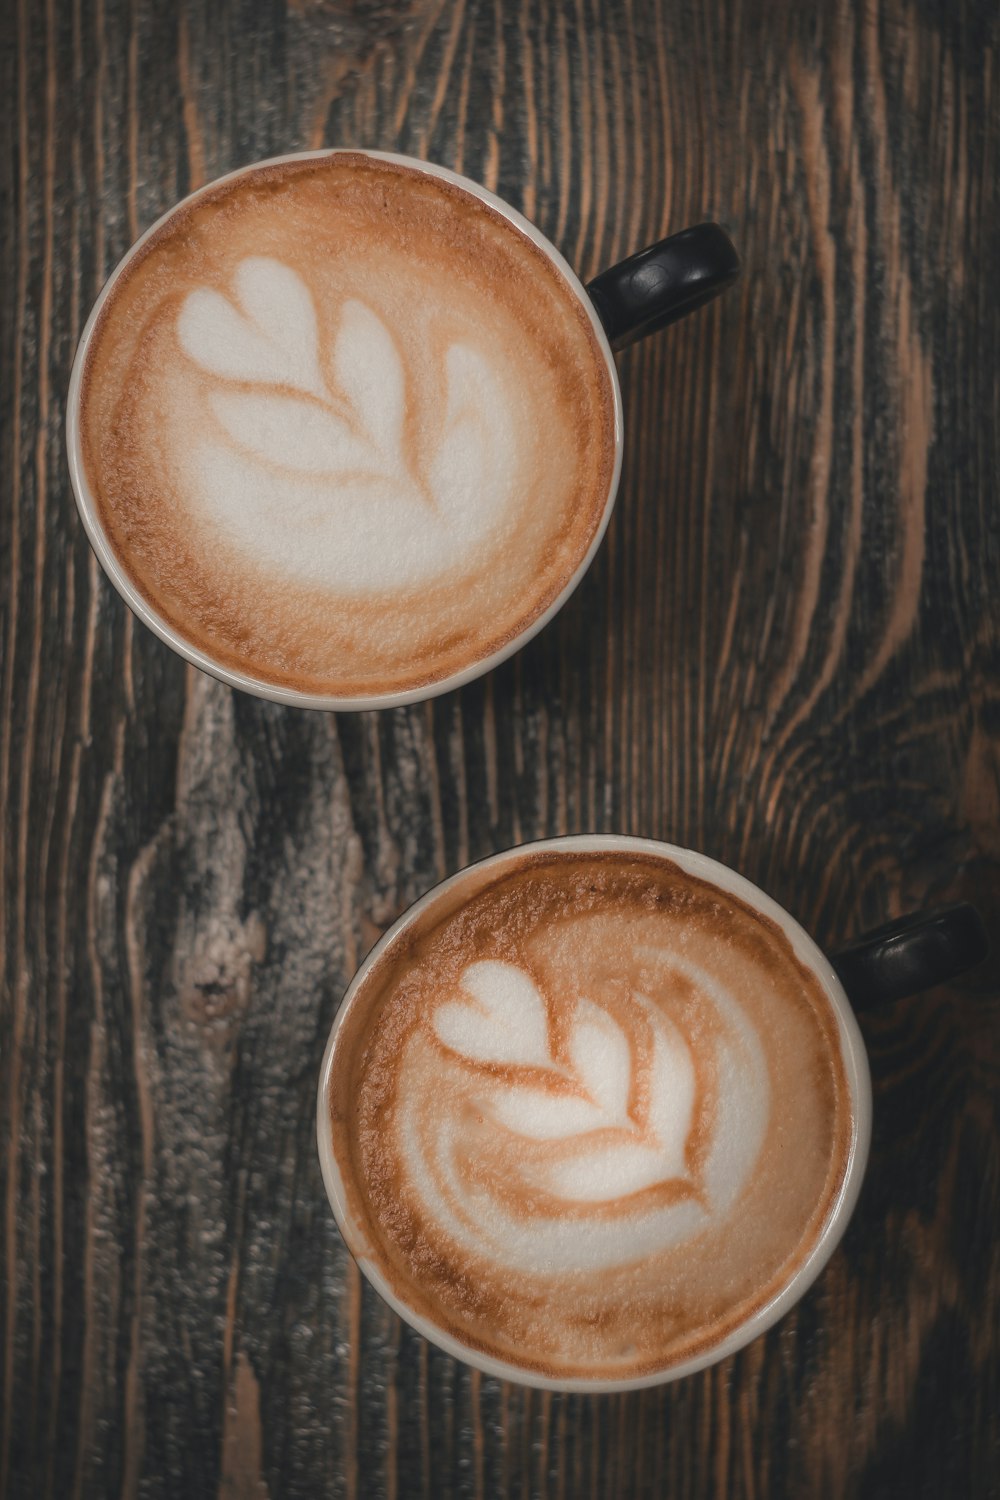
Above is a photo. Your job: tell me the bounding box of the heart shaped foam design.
[178,257,328,399]
[433,960,553,1069]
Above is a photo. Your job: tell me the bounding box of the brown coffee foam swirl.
[330,853,854,1380]
[78,156,615,697]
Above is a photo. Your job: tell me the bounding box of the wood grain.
[2,0,999,1495]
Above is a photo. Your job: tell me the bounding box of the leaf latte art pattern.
[173,255,520,593]
[396,954,771,1276]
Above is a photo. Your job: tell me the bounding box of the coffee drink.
[326,848,854,1382]
[76,153,616,699]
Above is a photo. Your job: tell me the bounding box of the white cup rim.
[65,148,625,712]
[316,834,873,1393]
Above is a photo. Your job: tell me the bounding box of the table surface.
[2,0,999,1496]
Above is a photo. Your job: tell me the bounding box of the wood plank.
[1,0,998,1494]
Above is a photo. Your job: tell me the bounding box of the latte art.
[329,852,854,1381]
[77,155,616,698]
[174,259,519,593]
[402,953,770,1275]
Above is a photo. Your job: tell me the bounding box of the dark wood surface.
[2,0,999,1495]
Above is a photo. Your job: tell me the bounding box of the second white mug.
[316,834,986,1391]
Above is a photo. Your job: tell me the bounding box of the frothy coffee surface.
[78,154,615,698]
[329,851,854,1381]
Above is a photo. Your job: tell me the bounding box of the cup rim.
[316,834,873,1393]
[65,148,625,712]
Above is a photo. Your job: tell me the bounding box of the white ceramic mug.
[65,150,740,712]
[319,835,865,1393]
[316,834,987,1392]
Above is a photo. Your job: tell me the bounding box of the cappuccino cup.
[66,150,739,710]
[317,835,987,1391]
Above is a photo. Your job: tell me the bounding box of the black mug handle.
[831,903,989,1011]
[586,223,741,349]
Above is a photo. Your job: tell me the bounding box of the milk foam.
[397,953,769,1275]
[79,156,616,696]
[174,259,518,592]
[331,852,854,1379]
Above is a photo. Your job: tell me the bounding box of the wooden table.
[2,0,998,1495]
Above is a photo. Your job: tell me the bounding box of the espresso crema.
[328,851,854,1381]
[77,154,616,698]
